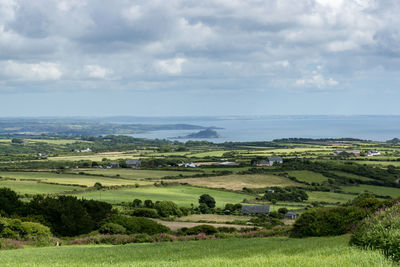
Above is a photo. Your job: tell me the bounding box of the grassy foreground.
[0,236,392,267]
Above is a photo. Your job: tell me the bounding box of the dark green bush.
[181,225,218,235]
[108,215,169,235]
[350,203,400,262]
[99,223,126,235]
[130,208,158,218]
[290,206,367,238]
[155,201,182,217]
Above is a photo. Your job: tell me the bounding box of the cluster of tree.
[290,193,398,238]
[262,187,308,202]
[0,188,114,236]
[350,202,400,262]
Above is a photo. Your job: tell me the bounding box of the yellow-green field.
[0,179,81,194]
[0,236,392,267]
[0,171,152,187]
[307,191,356,204]
[341,184,400,198]
[73,169,199,179]
[287,170,329,184]
[72,185,254,207]
[167,174,302,190]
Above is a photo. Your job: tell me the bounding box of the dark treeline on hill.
[281,159,400,187]
[272,138,366,143]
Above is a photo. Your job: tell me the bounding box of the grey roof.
[285,212,297,216]
[126,160,141,165]
[267,156,283,162]
[241,205,270,214]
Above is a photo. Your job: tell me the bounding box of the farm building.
[253,156,283,167]
[182,162,197,168]
[241,205,270,215]
[126,160,141,169]
[366,150,381,157]
[108,162,120,168]
[284,212,298,220]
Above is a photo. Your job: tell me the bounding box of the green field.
[73,169,198,179]
[341,184,400,198]
[287,170,329,184]
[329,171,375,182]
[0,236,392,267]
[0,171,153,187]
[168,174,302,190]
[307,191,356,204]
[0,179,81,195]
[72,185,254,207]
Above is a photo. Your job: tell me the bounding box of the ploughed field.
[0,236,392,267]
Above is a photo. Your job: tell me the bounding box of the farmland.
[287,170,329,184]
[0,236,392,267]
[0,171,153,187]
[72,185,255,207]
[341,184,400,198]
[167,173,301,190]
[1,134,400,266]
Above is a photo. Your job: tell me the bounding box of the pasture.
[73,169,199,180]
[0,179,81,195]
[0,236,392,267]
[307,191,356,204]
[341,184,400,198]
[286,170,329,184]
[329,171,375,182]
[0,171,153,187]
[72,185,254,207]
[167,174,302,191]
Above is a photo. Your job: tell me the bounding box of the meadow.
[0,236,392,267]
[0,179,81,195]
[286,170,329,184]
[306,191,356,204]
[73,169,197,179]
[341,184,400,198]
[0,171,152,187]
[167,173,302,190]
[72,185,254,207]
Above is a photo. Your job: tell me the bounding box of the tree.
[0,188,24,216]
[199,194,216,209]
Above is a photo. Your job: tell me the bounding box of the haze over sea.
[125,115,400,143]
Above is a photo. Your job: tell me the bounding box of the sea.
[122,115,400,143]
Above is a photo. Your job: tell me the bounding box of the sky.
[0,0,400,116]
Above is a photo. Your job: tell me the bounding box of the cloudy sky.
[0,0,399,116]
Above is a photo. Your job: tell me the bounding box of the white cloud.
[122,5,143,21]
[157,57,186,74]
[84,65,113,79]
[296,66,338,88]
[3,61,62,81]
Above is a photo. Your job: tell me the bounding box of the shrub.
[20,222,51,239]
[290,206,367,238]
[0,238,24,250]
[130,208,158,218]
[0,218,50,241]
[217,227,237,233]
[199,194,216,208]
[155,201,182,217]
[350,203,400,262]
[181,225,218,235]
[107,215,169,235]
[99,223,126,235]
